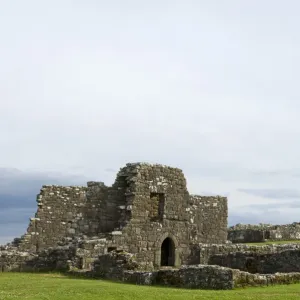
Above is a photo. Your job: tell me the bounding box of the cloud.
[1,1,300,175]
[238,188,300,199]
[229,207,300,226]
[1,1,300,238]
[229,212,269,226]
[237,200,300,211]
[104,168,117,173]
[250,169,300,179]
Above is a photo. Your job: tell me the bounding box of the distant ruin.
[228,223,300,243]
[1,162,300,290]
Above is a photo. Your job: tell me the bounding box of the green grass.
[0,273,300,300]
[245,240,300,246]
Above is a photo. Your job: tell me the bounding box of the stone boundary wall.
[228,223,300,243]
[0,248,36,272]
[232,269,300,288]
[123,267,300,289]
[197,243,300,274]
[199,243,300,264]
[0,244,79,273]
[123,265,233,290]
[2,247,300,290]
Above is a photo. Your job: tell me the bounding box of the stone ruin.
[2,162,300,290]
[228,223,300,243]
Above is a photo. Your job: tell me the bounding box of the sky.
[1,0,300,244]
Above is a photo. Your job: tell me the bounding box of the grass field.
[245,240,300,246]
[0,273,300,300]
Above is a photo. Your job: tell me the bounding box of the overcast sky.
[1,1,300,244]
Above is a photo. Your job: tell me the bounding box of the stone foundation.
[232,269,300,287]
[198,243,300,274]
[2,246,300,290]
[123,265,233,290]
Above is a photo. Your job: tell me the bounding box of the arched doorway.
[160,237,175,266]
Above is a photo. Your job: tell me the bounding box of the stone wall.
[189,195,228,244]
[0,244,77,273]
[124,268,300,289]
[17,183,106,252]
[228,223,300,243]
[0,248,35,272]
[197,243,300,274]
[3,246,300,290]
[124,267,300,289]
[97,163,228,269]
[228,229,265,243]
[89,252,233,290]
[232,269,300,288]
[93,251,140,279]
[17,177,129,252]
[123,265,234,290]
[10,162,228,269]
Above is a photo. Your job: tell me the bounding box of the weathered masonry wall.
[18,182,114,252]
[198,243,300,264]
[123,265,234,290]
[211,248,300,274]
[97,163,228,269]
[123,267,300,289]
[189,195,228,244]
[228,223,300,243]
[13,162,228,270]
[18,185,87,252]
[2,246,300,290]
[0,244,78,273]
[17,170,134,253]
[198,243,300,274]
[228,229,265,243]
[91,251,300,289]
[99,163,193,270]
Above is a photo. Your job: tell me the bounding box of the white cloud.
[1,1,300,234]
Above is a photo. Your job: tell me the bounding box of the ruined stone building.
[3,163,300,289]
[16,163,228,269]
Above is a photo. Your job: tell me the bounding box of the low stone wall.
[211,250,300,274]
[0,244,78,273]
[1,236,130,274]
[233,269,300,287]
[228,223,300,243]
[198,243,300,264]
[0,248,35,272]
[93,251,140,280]
[124,265,233,290]
[123,265,300,289]
[3,246,300,290]
[228,229,265,243]
[198,243,300,274]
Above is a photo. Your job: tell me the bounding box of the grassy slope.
[0,273,300,300]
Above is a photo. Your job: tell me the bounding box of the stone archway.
[154,233,181,268]
[160,237,175,266]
